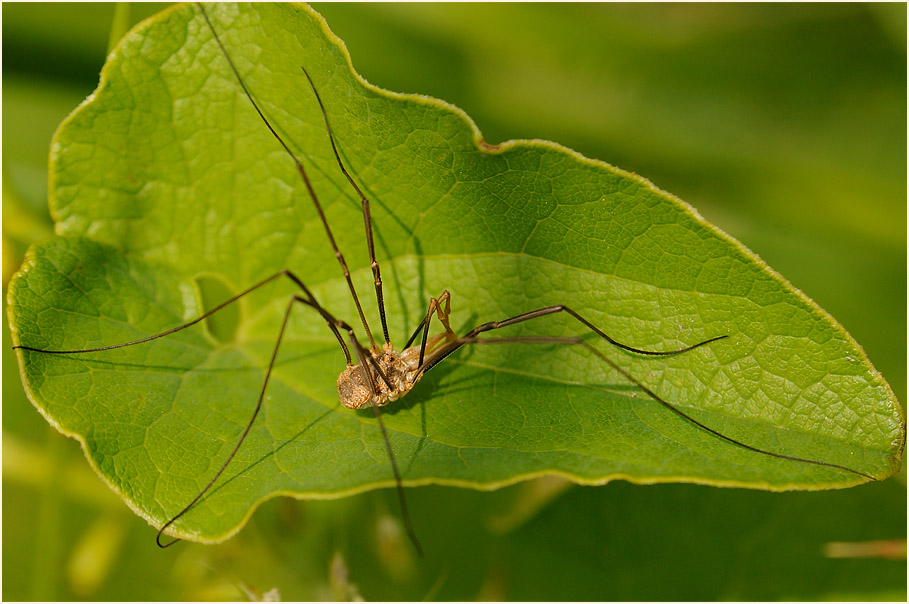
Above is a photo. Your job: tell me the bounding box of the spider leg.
[433,332,874,481]
[157,289,356,547]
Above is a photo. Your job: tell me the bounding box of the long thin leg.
[345,328,424,557]
[14,263,364,545]
[300,64,391,349]
[470,305,728,356]
[419,329,874,480]
[369,400,424,558]
[416,304,727,377]
[401,291,457,367]
[157,293,353,547]
[13,269,353,365]
[199,4,378,349]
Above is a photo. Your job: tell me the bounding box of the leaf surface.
[8,3,904,542]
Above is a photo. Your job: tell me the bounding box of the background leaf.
[11,1,903,539]
[3,2,904,597]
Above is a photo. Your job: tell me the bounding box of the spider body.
[337,334,451,409]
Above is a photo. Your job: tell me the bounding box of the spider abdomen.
[336,347,423,409]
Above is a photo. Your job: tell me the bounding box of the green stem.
[107,3,131,54]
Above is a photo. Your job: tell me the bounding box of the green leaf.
[7,3,904,543]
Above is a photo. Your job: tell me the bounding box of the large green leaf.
[7,2,904,543]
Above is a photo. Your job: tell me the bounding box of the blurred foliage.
[2,2,905,601]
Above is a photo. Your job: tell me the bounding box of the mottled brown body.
[337,334,450,409]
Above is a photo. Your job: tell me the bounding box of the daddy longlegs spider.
[12,3,875,557]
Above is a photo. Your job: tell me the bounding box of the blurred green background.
[3,3,905,601]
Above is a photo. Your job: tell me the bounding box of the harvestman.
[13,5,874,556]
